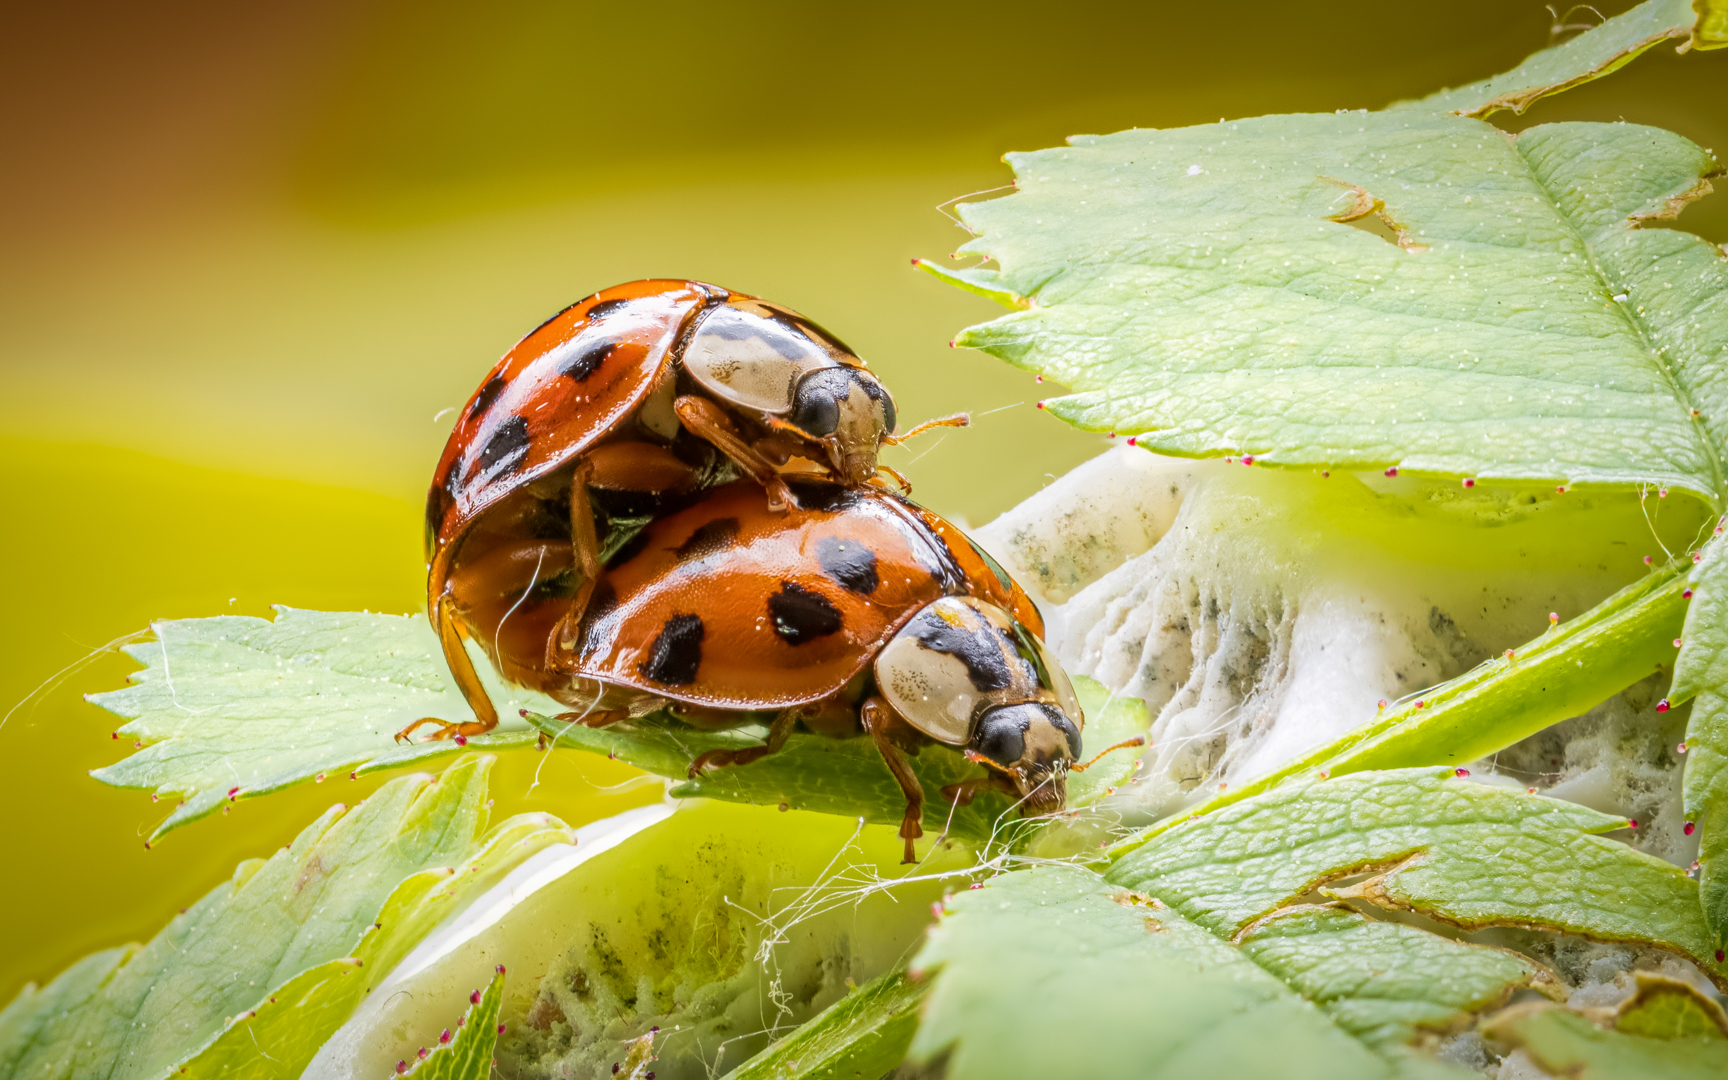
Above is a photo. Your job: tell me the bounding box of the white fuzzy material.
[977,449,1707,830]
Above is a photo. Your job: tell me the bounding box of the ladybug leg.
[872,464,913,494]
[553,460,604,654]
[396,594,500,743]
[551,709,627,728]
[686,708,798,777]
[861,696,924,864]
[673,395,798,511]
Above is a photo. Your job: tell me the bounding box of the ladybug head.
[972,702,1081,816]
[790,368,897,485]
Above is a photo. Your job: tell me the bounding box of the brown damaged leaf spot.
[1221,852,1428,944]
[1237,900,1567,1025]
[1110,889,1170,932]
[1458,27,1694,118]
[1630,172,1724,229]
[293,854,328,895]
[1319,177,1431,253]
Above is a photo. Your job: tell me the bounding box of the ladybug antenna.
[762,415,824,443]
[1068,736,1148,774]
[884,412,970,446]
[963,749,1018,777]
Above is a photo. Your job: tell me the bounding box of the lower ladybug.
[416,280,967,741]
[425,476,1131,862]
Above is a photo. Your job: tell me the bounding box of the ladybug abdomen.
[564,481,958,708]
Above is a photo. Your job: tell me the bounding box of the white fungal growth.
[305,802,968,1080]
[976,448,1709,831]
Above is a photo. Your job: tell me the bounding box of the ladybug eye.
[974,706,1029,768]
[874,378,897,434]
[976,703,1080,769]
[791,368,895,438]
[791,369,850,435]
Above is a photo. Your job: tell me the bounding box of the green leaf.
[1108,768,1725,983]
[1234,906,1548,1048]
[87,608,553,839]
[908,770,1727,1078]
[93,608,1146,848]
[527,675,1147,846]
[1485,1004,1728,1079]
[1405,0,1700,117]
[176,808,570,1078]
[1613,974,1728,1040]
[928,10,1728,941]
[908,864,1463,1080]
[727,968,926,1080]
[1700,0,1728,49]
[0,757,572,1080]
[398,970,504,1080]
[0,949,134,1078]
[942,113,1728,500]
[1151,561,1691,836]
[1669,545,1728,944]
[530,709,1012,840]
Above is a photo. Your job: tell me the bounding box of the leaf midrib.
[1503,128,1728,502]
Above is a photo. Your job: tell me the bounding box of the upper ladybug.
[419,280,966,740]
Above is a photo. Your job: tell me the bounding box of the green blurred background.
[2,0,1724,1001]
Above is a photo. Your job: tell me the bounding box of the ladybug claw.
[392,718,492,744]
[393,717,441,744]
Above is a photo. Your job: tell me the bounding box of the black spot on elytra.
[477,415,531,477]
[640,614,704,685]
[817,536,878,595]
[551,337,618,382]
[468,373,508,419]
[768,581,843,645]
[585,298,631,320]
[676,518,739,561]
[910,609,1011,692]
[783,479,859,514]
[524,299,584,340]
[915,527,967,595]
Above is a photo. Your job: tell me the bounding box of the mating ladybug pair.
[412,279,1117,860]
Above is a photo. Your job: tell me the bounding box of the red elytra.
[412,280,965,742]
[562,480,1042,709]
[450,478,1039,713]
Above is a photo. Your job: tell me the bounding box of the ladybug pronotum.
[412,280,968,741]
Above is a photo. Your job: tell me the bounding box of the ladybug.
[413,280,968,741]
[445,476,1132,862]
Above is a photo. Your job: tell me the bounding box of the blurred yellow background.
[2,0,1723,1000]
